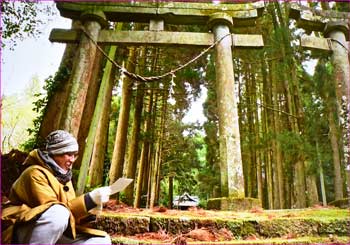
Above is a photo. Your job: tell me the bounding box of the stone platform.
[91,207,350,244]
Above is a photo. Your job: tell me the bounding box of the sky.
[1,7,71,96]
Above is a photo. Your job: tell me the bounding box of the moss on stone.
[318,219,350,235]
[95,215,150,235]
[96,208,350,244]
[207,197,261,211]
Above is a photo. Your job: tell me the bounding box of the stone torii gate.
[289,4,350,202]
[49,1,264,208]
[289,4,350,105]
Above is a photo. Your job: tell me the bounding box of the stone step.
[92,207,350,244]
[110,235,350,244]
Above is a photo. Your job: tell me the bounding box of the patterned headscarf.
[46,130,78,155]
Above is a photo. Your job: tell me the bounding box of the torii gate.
[289,4,350,202]
[49,1,264,207]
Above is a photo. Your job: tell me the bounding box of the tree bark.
[262,59,274,209]
[316,140,327,206]
[327,104,344,200]
[75,43,116,195]
[74,45,105,170]
[124,49,146,204]
[150,90,167,208]
[255,80,263,203]
[88,45,117,187]
[108,47,136,185]
[146,92,159,208]
[271,61,284,209]
[305,160,320,206]
[134,91,154,208]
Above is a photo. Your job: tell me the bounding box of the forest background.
[1,1,349,210]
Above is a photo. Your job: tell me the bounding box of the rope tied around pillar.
[330,38,349,53]
[80,27,231,83]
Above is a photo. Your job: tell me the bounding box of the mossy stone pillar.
[323,21,349,107]
[324,21,350,200]
[60,11,107,137]
[208,13,244,198]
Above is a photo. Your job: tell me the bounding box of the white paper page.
[109,178,133,194]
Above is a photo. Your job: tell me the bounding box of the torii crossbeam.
[49,1,265,208]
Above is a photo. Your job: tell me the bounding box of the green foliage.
[160,120,204,200]
[21,66,70,151]
[198,52,220,200]
[1,77,41,153]
[1,1,55,50]
[335,2,350,12]
[277,131,304,159]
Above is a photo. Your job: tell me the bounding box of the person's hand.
[89,186,111,205]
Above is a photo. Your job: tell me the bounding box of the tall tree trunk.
[251,68,259,198]
[134,91,154,208]
[88,45,117,187]
[271,61,284,209]
[75,44,114,195]
[74,45,105,170]
[150,90,167,208]
[327,104,344,200]
[272,0,307,208]
[108,47,136,185]
[149,140,159,209]
[124,48,146,204]
[203,55,221,199]
[262,59,274,209]
[305,160,319,206]
[168,175,174,209]
[316,140,327,206]
[284,67,307,208]
[255,79,263,203]
[246,68,255,198]
[124,82,144,204]
[146,92,159,208]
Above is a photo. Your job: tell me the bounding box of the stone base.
[329,198,350,208]
[207,197,261,211]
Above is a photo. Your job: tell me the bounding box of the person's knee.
[38,204,70,232]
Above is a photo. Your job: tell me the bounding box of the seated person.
[2,130,112,244]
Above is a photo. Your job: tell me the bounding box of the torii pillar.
[59,11,108,137]
[290,5,350,201]
[208,13,244,198]
[324,21,350,201]
[324,21,350,114]
[289,5,350,106]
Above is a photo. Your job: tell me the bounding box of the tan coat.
[1,150,106,244]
